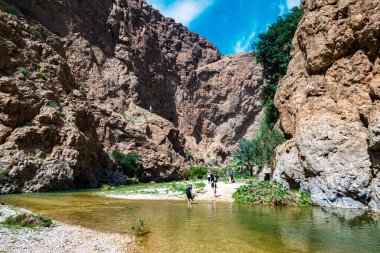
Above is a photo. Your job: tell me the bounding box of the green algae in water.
[0,191,379,253]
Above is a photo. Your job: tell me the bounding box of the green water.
[0,191,379,253]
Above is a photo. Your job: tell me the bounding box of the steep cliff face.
[0,0,263,193]
[274,0,380,211]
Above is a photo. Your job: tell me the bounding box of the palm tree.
[232,139,258,176]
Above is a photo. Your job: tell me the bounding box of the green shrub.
[46,101,59,109]
[36,63,42,69]
[298,191,312,206]
[111,150,143,178]
[233,172,258,180]
[194,182,206,188]
[17,67,29,76]
[131,218,147,237]
[0,0,22,19]
[26,27,42,38]
[173,183,186,192]
[233,180,311,207]
[0,167,9,180]
[125,176,140,184]
[100,184,115,191]
[183,165,208,179]
[36,72,48,81]
[3,213,53,228]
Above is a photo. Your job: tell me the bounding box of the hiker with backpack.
[185,184,194,207]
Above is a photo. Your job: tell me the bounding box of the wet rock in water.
[273,0,380,211]
[0,0,263,193]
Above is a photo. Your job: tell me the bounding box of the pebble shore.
[0,205,132,253]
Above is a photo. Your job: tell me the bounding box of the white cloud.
[234,30,256,54]
[279,4,285,16]
[286,0,301,10]
[147,0,213,26]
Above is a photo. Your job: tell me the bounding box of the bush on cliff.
[0,0,23,19]
[254,7,303,86]
[111,150,143,179]
[0,167,8,180]
[233,180,310,207]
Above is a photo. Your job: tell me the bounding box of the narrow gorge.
[0,0,263,193]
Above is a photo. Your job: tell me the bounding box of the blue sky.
[147,0,302,55]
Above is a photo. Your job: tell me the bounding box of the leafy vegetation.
[254,7,304,86]
[183,165,208,179]
[100,184,115,191]
[0,0,22,19]
[194,182,206,189]
[0,167,9,180]
[131,219,147,237]
[111,150,144,179]
[3,213,53,228]
[232,140,257,175]
[233,181,310,207]
[46,101,59,109]
[18,67,29,76]
[233,173,258,180]
[26,26,42,38]
[172,182,186,192]
[36,72,48,81]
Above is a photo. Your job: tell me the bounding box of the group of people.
[207,172,219,198]
[185,171,222,206]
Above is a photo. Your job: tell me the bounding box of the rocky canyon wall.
[0,0,263,193]
[274,0,380,211]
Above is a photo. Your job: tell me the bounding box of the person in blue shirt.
[185,184,193,206]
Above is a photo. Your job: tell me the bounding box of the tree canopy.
[254,7,303,89]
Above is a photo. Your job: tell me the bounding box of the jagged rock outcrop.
[273,0,380,211]
[0,0,263,193]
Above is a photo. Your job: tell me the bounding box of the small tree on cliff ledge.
[111,150,143,178]
[254,7,303,96]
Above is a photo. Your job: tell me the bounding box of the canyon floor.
[101,180,246,203]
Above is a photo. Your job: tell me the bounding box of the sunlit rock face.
[0,0,263,193]
[273,0,380,211]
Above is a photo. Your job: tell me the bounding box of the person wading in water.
[185,184,194,207]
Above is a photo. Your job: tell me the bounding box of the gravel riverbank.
[0,205,133,253]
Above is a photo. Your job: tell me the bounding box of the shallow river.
[1,190,379,253]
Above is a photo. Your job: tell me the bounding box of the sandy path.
[195,181,245,202]
[106,180,245,202]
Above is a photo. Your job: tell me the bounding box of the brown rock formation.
[273,0,380,211]
[0,0,263,193]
